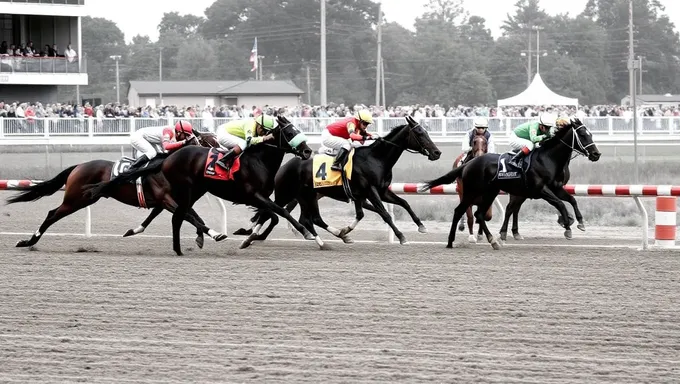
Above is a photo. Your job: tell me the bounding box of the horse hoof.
[214,234,227,242]
[499,232,507,241]
[338,227,352,237]
[341,236,354,244]
[16,239,32,247]
[314,236,325,248]
[577,223,586,231]
[175,250,184,256]
[239,239,253,249]
[233,228,252,236]
[446,243,453,248]
[564,230,573,239]
[398,235,409,245]
[491,241,501,250]
[468,234,477,244]
[513,233,524,241]
[303,231,315,241]
[418,224,428,234]
[123,229,136,237]
[195,235,204,249]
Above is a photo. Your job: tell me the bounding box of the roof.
[634,94,680,103]
[497,74,578,107]
[129,80,304,96]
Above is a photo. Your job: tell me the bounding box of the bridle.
[261,123,309,157]
[558,124,595,158]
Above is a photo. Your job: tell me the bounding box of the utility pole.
[520,27,532,87]
[628,0,638,184]
[258,55,265,81]
[375,1,382,106]
[380,58,386,109]
[533,26,544,74]
[320,0,327,105]
[638,55,645,94]
[159,47,163,105]
[306,64,312,104]
[109,55,121,104]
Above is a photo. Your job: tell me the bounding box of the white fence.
[2,116,680,143]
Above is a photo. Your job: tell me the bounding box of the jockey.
[214,114,277,171]
[508,112,557,167]
[460,116,495,165]
[126,120,195,173]
[321,109,374,172]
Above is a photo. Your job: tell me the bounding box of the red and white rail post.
[654,197,677,248]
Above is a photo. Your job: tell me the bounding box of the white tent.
[497,73,578,106]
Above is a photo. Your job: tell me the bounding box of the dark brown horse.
[454,135,491,243]
[82,116,315,255]
[5,132,226,249]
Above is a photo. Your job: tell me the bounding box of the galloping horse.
[421,118,601,249]
[238,116,442,247]
[454,135,491,243]
[499,160,585,242]
[83,116,315,256]
[6,131,226,249]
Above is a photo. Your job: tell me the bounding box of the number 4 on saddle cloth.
[111,156,149,208]
[495,150,534,181]
[204,148,241,181]
[312,149,355,189]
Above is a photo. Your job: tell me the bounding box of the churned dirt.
[1,192,679,382]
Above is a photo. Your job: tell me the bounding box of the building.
[127,80,304,109]
[0,0,88,102]
[621,94,680,108]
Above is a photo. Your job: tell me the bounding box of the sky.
[85,0,680,43]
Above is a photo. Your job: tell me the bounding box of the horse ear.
[405,116,414,125]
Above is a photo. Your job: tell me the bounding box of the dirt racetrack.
[1,193,680,382]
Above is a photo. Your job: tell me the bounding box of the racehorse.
[421,118,600,249]
[5,131,226,249]
[236,115,442,247]
[454,135,491,243]
[82,116,315,256]
[499,160,585,242]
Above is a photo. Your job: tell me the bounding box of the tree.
[158,12,205,37]
[174,39,218,80]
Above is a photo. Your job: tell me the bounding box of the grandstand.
[0,0,87,103]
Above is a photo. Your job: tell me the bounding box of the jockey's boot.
[331,148,349,172]
[509,151,526,168]
[215,148,238,171]
[126,154,150,174]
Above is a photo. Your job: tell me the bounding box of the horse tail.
[421,162,468,191]
[6,165,77,205]
[82,154,168,199]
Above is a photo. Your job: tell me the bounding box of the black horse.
[83,116,315,255]
[237,115,442,248]
[421,118,601,249]
[499,159,585,242]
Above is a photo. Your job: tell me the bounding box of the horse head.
[471,135,488,157]
[272,115,313,160]
[381,116,441,160]
[549,117,601,162]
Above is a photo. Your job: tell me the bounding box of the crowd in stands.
[2,101,680,122]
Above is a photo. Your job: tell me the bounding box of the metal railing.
[0,116,679,140]
[0,55,81,74]
[0,0,84,4]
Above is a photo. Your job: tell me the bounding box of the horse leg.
[168,189,193,256]
[447,196,475,248]
[379,189,428,233]
[466,206,476,244]
[234,210,262,236]
[301,194,354,244]
[551,186,584,231]
[245,193,315,247]
[457,182,466,232]
[538,186,574,240]
[474,191,502,250]
[16,202,91,248]
[124,206,163,237]
[338,199,365,238]
[364,186,408,245]
[511,196,526,241]
[250,210,280,242]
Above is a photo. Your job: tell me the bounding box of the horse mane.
[535,123,573,151]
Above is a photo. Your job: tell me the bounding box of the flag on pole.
[249,37,258,72]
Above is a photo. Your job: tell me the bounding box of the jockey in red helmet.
[321,109,374,171]
[123,120,195,174]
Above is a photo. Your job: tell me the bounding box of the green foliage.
[76,0,680,106]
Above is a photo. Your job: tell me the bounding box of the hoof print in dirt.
[75,246,100,253]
